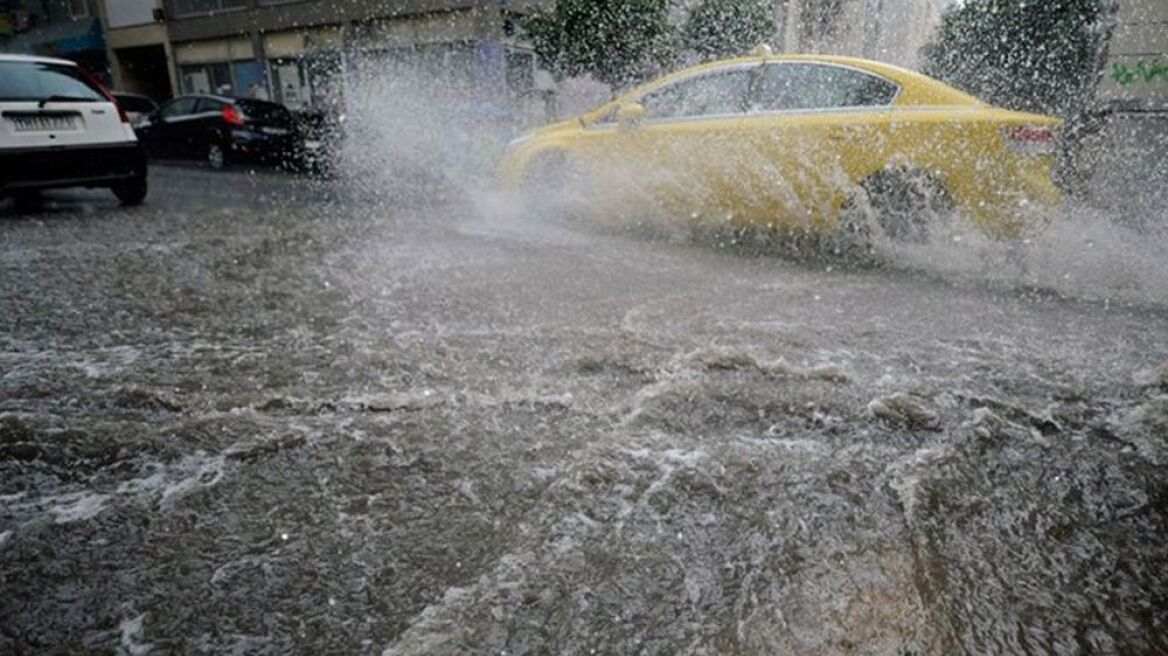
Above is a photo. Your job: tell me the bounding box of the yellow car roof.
[597,54,985,115]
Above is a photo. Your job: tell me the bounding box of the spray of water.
[330,50,1167,312]
[886,201,1168,306]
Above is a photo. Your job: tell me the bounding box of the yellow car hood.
[507,118,580,149]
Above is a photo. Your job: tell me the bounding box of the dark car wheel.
[112,177,148,206]
[11,191,42,212]
[207,142,227,170]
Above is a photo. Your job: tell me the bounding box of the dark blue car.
[134,94,299,169]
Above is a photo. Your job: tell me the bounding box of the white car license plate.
[261,126,289,135]
[9,114,80,132]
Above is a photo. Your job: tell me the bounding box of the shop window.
[269,54,343,112]
[69,0,89,19]
[270,59,307,109]
[180,62,231,95]
[304,54,344,112]
[232,60,266,98]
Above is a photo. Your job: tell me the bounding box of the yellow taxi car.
[499,51,1062,243]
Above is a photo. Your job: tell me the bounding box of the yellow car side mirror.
[616,102,646,129]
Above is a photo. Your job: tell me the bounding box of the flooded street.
[2,165,1166,654]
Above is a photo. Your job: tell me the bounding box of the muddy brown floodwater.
[1,165,1166,655]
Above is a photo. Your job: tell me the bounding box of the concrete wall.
[263,26,342,59]
[779,0,944,68]
[1076,0,1168,216]
[106,21,165,48]
[781,0,866,57]
[105,0,155,28]
[165,0,484,43]
[1097,0,1168,109]
[172,34,251,63]
[347,8,496,50]
[869,0,944,68]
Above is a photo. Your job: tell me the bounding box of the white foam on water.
[115,471,169,496]
[70,345,144,379]
[886,202,1168,306]
[4,451,231,532]
[157,453,227,512]
[4,491,109,527]
[110,452,229,515]
[118,613,152,656]
[883,444,956,522]
[341,389,445,413]
[46,492,112,524]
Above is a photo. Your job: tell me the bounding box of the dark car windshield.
[234,99,292,126]
[0,61,106,102]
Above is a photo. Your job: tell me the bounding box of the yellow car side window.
[748,63,898,113]
[640,69,753,121]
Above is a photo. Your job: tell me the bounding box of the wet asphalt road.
[1,164,1166,654]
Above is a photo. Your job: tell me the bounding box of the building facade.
[1097,0,1168,110]
[1,0,111,81]
[0,0,547,112]
[103,0,174,99]
[778,0,950,69]
[146,0,547,113]
[1080,0,1168,213]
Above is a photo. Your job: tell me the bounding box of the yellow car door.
[572,65,757,220]
[737,62,901,232]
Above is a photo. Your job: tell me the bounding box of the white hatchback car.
[0,54,147,206]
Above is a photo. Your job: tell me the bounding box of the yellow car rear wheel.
[846,169,952,246]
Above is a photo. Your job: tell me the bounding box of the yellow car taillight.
[1001,125,1058,156]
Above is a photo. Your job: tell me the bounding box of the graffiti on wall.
[1111,59,1168,86]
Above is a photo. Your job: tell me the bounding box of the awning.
[2,18,105,56]
[54,18,105,55]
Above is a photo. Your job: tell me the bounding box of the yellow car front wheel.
[520,153,592,223]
